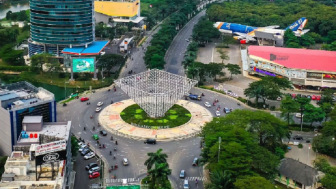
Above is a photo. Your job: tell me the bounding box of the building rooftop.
[23,116,43,124]
[62,40,109,55]
[0,81,54,111]
[248,46,336,73]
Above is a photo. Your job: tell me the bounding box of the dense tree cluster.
[5,10,29,22]
[202,110,289,189]
[314,158,336,189]
[144,0,198,69]
[192,17,220,45]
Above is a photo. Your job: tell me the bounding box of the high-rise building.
[0,81,56,155]
[28,0,95,56]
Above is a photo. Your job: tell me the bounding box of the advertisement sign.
[35,150,67,165]
[323,73,336,80]
[72,58,95,72]
[307,72,322,79]
[251,66,276,77]
[35,140,66,156]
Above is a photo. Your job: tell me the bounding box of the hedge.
[0,66,30,72]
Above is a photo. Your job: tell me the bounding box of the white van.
[183,180,189,189]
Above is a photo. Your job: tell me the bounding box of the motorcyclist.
[110,151,112,155]
[84,126,86,131]
[113,155,116,159]
[115,141,118,145]
[90,115,93,119]
[93,126,95,130]
[111,136,113,141]
[114,147,117,151]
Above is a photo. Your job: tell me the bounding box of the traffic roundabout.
[98,99,213,141]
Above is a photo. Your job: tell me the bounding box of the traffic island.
[98,99,213,141]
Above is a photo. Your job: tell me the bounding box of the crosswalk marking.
[185,177,207,181]
[105,178,140,184]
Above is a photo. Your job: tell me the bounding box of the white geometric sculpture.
[114,69,198,118]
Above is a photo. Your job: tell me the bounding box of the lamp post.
[64,81,69,99]
[300,114,304,132]
[218,137,221,163]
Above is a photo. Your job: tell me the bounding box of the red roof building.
[242,46,336,89]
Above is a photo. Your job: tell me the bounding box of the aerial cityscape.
[0,0,336,188]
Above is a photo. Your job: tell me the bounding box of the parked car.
[180,170,186,178]
[183,180,190,189]
[215,111,220,117]
[293,135,303,140]
[95,107,102,112]
[89,166,100,174]
[100,130,107,136]
[312,95,316,100]
[79,146,88,152]
[223,107,231,114]
[81,148,91,156]
[204,102,211,108]
[123,158,129,165]
[81,97,89,102]
[97,102,104,107]
[144,138,156,144]
[307,95,312,99]
[92,134,99,140]
[89,172,100,179]
[316,95,321,101]
[86,163,99,170]
[84,152,95,160]
[295,113,303,118]
[192,157,198,166]
[277,97,282,101]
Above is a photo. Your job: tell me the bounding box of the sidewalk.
[98,99,213,141]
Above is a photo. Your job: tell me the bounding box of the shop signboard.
[35,140,66,156]
[35,150,67,166]
[323,73,336,80]
[307,72,322,79]
[251,66,276,77]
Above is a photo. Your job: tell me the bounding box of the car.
[183,180,189,189]
[92,134,99,140]
[179,170,186,178]
[81,97,89,102]
[89,166,100,174]
[223,107,231,114]
[100,130,107,136]
[192,157,198,166]
[293,135,303,140]
[301,95,307,98]
[307,95,312,99]
[84,152,95,160]
[277,97,282,101]
[204,102,211,108]
[123,158,129,165]
[95,107,102,112]
[215,111,220,117]
[79,146,88,152]
[86,163,99,170]
[78,141,84,146]
[316,95,321,101]
[306,140,311,143]
[89,172,100,179]
[295,113,303,118]
[144,139,156,144]
[312,95,316,100]
[81,148,91,156]
[297,94,302,98]
[292,94,296,98]
[97,102,104,107]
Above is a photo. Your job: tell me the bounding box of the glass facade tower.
[29,0,95,56]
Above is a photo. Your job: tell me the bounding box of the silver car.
[88,166,100,174]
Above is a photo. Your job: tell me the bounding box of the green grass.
[120,104,191,128]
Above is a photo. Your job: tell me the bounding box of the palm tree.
[205,170,233,189]
[144,149,168,170]
[148,162,171,189]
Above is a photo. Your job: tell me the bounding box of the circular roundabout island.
[98,99,213,141]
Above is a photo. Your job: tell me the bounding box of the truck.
[189,94,201,101]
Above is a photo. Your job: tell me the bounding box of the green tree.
[0,44,24,65]
[71,136,80,157]
[314,158,336,189]
[192,16,220,45]
[150,54,165,69]
[275,147,285,159]
[98,54,125,76]
[320,103,333,121]
[221,34,236,47]
[217,48,229,64]
[295,97,311,127]
[326,30,336,43]
[303,104,326,126]
[280,96,300,126]
[284,29,300,47]
[251,145,280,178]
[144,149,168,170]
[225,63,241,79]
[148,162,172,189]
[234,176,276,189]
[205,170,233,189]
[319,89,335,106]
[206,63,225,80]
[30,53,53,72]
[299,34,315,48]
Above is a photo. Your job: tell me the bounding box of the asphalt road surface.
[58,87,245,189]
[165,10,206,75]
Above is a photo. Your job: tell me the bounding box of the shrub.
[298,143,303,148]
[270,106,276,111]
[58,72,65,78]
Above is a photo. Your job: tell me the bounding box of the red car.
[89,172,100,179]
[312,95,316,100]
[316,95,321,101]
[81,97,89,102]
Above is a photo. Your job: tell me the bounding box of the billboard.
[35,150,67,165]
[72,58,95,72]
[35,140,66,156]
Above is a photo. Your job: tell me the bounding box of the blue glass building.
[29,0,95,56]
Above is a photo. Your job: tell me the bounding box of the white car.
[97,102,104,107]
[96,107,102,112]
[295,113,303,118]
[277,97,282,101]
[215,111,220,117]
[204,102,211,108]
[84,152,95,160]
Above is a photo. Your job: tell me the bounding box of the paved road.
[57,87,244,189]
[165,10,206,75]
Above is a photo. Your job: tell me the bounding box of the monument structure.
[114,69,198,118]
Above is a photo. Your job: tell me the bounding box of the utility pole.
[218,137,221,163]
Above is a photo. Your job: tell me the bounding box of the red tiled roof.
[248,46,336,73]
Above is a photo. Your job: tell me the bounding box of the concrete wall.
[0,108,13,155]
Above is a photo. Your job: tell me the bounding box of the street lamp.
[300,114,304,132]
[64,81,69,99]
[218,137,221,163]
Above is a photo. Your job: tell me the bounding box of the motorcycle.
[63,103,67,107]
[113,155,116,159]
[115,141,118,145]
[90,115,93,119]
[237,103,241,106]
[114,164,118,169]
[108,89,111,92]
[103,144,105,148]
[114,147,117,151]
[201,93,205,96]
[110,151,112,155]
[84,127,86,131]
[111,136,114,141]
